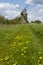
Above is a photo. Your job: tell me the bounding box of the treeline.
[0,15,42,24]
[0,15,21,24]
[31,20,41,23]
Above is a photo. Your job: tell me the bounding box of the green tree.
[5,19,10,24]
[31,21,34,23]
[34,20,41,23]
[0,15,5,24]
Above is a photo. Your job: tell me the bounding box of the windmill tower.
[20,9,28,23]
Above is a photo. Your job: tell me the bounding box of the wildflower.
[39,64,42,65]
[21,48,24,51]
[24,47,28,49]
[39,57,42,59]
[4,55,9,61]
[38,52,41,54]
[13,62,17,65]
[15,36,19,39]
[19,42,23,46]
[38,60,40,63]
[7,62,9,64]
[26,42,28,44]
[21,53,24,56]
[24,51,26,53]
[0,58,3,61]
[13,64,16,65]
[15,62,17,64]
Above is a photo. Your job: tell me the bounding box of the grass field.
[0,24,43,65]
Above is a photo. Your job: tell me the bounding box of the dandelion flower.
[0,58,3,61]
[21,53,24,56]
[24,47,28,49]
[15,62,17,64]
[7,62,9,64]
[39,57,42,59]
[15,36,19,39]
[24,51,26,53]
[19,42,23,46]
[38,60,40,62]
[13,62,17,65]
[26,42,28,44]
[21,48,24,51]
[5,55,9,61]
[38,52,41,54]
[39,64,42,65]
[13,63,16,65]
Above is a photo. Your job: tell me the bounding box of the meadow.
[0,24,43,65]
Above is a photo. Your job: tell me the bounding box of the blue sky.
[0,0,43,22]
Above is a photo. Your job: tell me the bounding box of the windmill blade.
[23,4,29,11]
[15,4,29,19]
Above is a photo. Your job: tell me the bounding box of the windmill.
[15,4,29,23]
[20,4,29,23]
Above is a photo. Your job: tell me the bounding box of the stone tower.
[20,9,27,23]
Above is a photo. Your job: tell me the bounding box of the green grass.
[0,24,43,65]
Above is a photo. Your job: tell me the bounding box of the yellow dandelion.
[21,53,24,56]
[13,63,16,65]
[5,55,9,61]
[26,42,28,44]
[24,47,28,49]
[0,58,3,61]
[15,36,19,39]
[39,57,42,59]
[38,52,41,54]
[7,62,9,64]
[38,60,40,63]
[24,51,26,53]
[21,48,24,51]
[13,42,16,44]
[39,64,42,65]
[15,62,17,64]
[19,42,23,46]
[13,62,17,65]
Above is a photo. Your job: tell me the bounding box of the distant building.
[20,9,28,23]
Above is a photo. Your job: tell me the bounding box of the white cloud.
[0,3,19,9]
[0,3,20,19]
[25,0,43,4]
[27,4,43,22]
[25,0,32,4]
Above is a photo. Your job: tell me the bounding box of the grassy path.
[0,24,43,65]
[29,24,43,65]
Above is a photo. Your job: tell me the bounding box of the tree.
[31,21,34,23]
[0,15,5,24]
[5,19,10,24]
[34,20,41,23]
